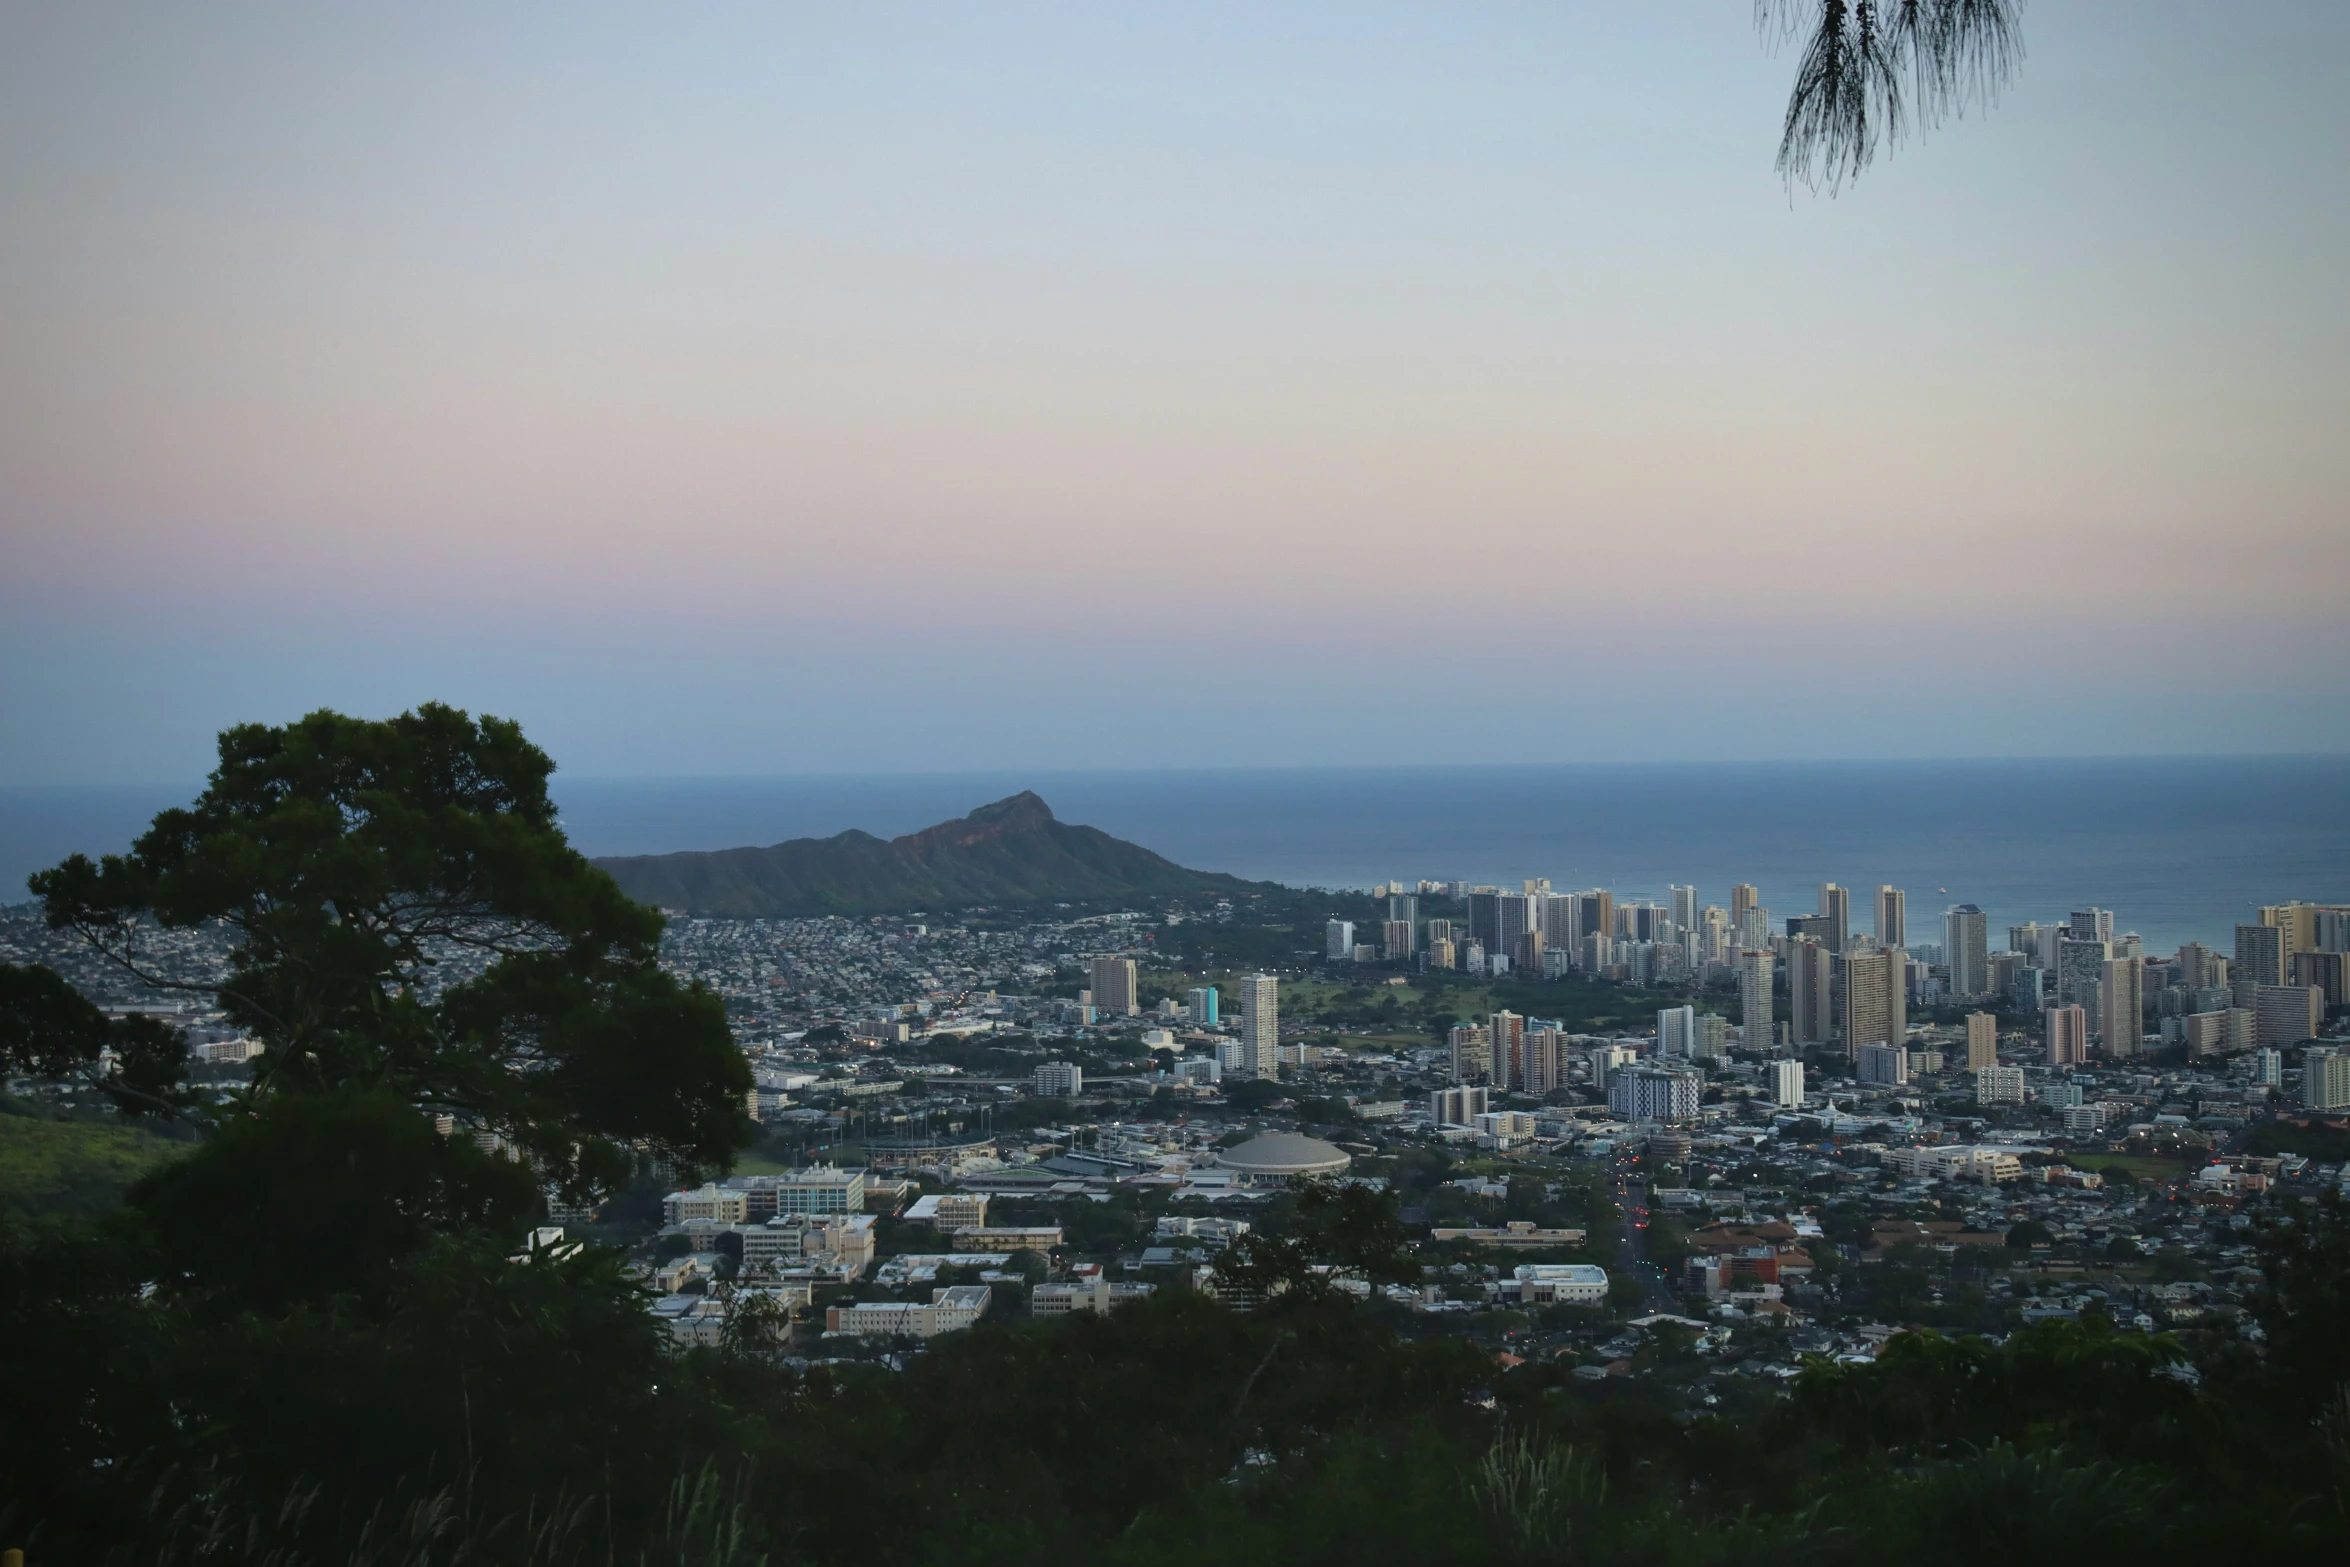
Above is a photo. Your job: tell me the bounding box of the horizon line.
[8,750,2350,793]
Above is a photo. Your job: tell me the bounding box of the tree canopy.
[17,704,750,1195]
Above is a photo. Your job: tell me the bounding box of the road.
[1610,1169,1675,1312]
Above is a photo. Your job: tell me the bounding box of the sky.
[2,2,2346,785]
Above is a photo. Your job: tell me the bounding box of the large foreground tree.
[16,704,750,1200]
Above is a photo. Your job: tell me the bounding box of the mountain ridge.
[591,791,1265,917]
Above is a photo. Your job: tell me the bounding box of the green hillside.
[595,791,1265,917]
[0,1108,190,1221]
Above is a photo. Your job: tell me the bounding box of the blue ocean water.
[5,758,2345,956]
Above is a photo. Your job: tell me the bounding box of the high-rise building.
[2100,957,2144,1054]
[1771,1058,1805,1107]
[1428,1084,1492,1126]
[2011,966,2045,1015]
[1696,1012,1730,1060]
[1788,936,1834,1047]
[1467,892,1502,954]
[1965,1012,1998,1071]
[2257,985,2323,1048]
[1698,906,1730,963]
[1574,891,1616,961]
[1382,919,1415,960]
[2302,1047,2350,1112]
[2008,922,2047,961]
[1735,904,1772,951]
[1608,1067,1701,1123]
[2262,902,2318,977]
[1496,894,1537,964]
[1425,939,1456,972]
[1730,883,1759,928]
[2057,938,2110,1029]
[2293,950,2349,1008]
[1033,1061,1084,1097]
[1585,1042,1637,1090]
[1787,912,1836,946]
[1089,957,1138,1017]
[1186,986,1219,1028]
[2235,923,2286,999]
[1387,893,1419,925]
[1238,974,1279,1079]
[1447,1024,1492,1084]
[1818,884,1851,954]
[1856,1044,1908,1086]
[1521,1026,1566,1096]
[2181,1012,2227,1055]
[1944,904,1989,998]
[2316,906,2350,954]
[1515,929,1545,975]
[1986,950,2025,997]
[1875,886,1906,950]
[1842,947,1905,1054]
[1657,1005,1697,1058]
[2069,908,2115,945]
[1426,918,1453,945]
[2177,941,2225,992]
[2045,1004,2089,1066]
[1738,948,1775,1050]
[1670,885,1698,930]
[1538,894,1574,955]
[1489,1011,1525,1088]
[1325,920,1355,961]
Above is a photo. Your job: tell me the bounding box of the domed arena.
[1214,1131,1352,1188]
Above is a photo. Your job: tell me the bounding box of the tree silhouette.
[1763,0,2026,190]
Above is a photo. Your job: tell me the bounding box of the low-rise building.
[1883,1145,2025,1183]
[1428,1220,1588,1248]
[1976,1066,2026,1105]
[741,1213,877,1279]
[663,1184,751,1226]
[1501,1263,1610,1306]
[904,1193,991,1233]
[957,1225,1062,1253]
[1031,1275,1156,1317]
[825,1284,993,1339]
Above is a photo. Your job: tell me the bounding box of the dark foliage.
[25,704,751,1191]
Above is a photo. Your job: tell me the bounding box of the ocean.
[5,757,2345,956]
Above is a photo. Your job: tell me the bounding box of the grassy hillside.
[0,1108,190,1222]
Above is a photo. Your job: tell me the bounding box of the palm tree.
[1763,0,2026,189]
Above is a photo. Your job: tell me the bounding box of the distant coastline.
[7,756,2347,953]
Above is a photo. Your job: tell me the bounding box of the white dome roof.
[1218,1131,1352,1177]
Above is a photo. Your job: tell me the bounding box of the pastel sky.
[3,2,2346,784]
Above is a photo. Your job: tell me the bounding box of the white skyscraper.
[1657,1005,1696,1058]
[1239,974,1279,1079]
[1669,885,1698,930]
[1944,904,1990,998]
[1325,920,1354,960]
[1875,886,1906,950]
[1771,1058,1806,1107]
